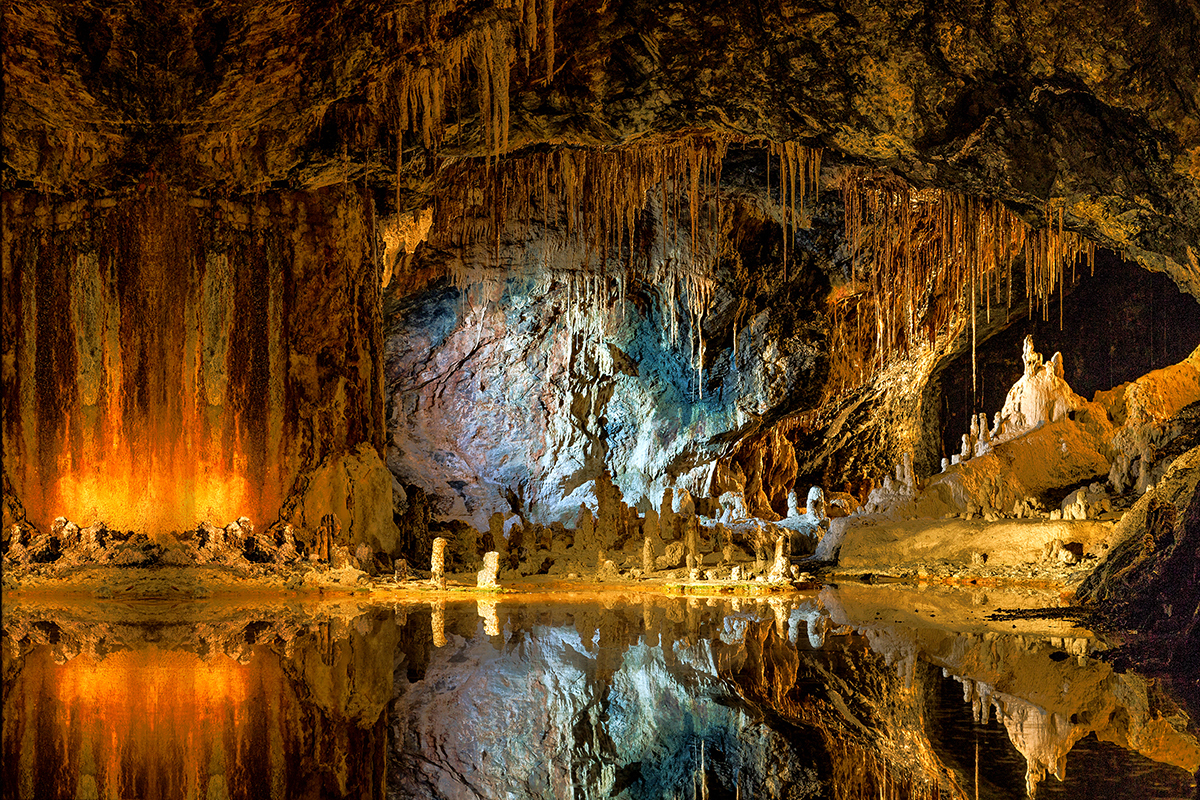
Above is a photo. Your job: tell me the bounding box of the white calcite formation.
[775,485,828,557]
[805,486,826,522]
[946,337,1087,473]
[1060,483,1110,521]
[862,452,917,517]
[477,551,501,588]
[766,535,791,583]
[996,336,1085,443]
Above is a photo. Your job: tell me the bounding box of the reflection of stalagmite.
[768,597,789,638]
[477,598,500,637]
[431,601,447,647]
[431,537,447,589]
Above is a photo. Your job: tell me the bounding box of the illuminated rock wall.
[384,193,833,529]
[1,186,396,553]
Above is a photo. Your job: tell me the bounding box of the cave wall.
[7,0,1200,558]
[1,186,397,552]
[383,185,833,528]
[929,250,1200,462]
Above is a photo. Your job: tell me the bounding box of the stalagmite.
[431,537,448,589]
[767,535,790,583]
[394,558,411,581]
[684,517,700,564]
[477,551,501,588]
[805,486,826,522]
[642,537,655,575]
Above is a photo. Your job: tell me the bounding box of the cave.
[4,1,1200,798]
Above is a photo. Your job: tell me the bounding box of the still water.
[3,584,1197,799]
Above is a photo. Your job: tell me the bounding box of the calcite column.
[1,186,396,554]
[430,537,448,588]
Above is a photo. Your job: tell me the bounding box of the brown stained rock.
[574,507,596,554]
[596,559,621,581]
[655,541,686,571]
[660,489,677,541]
[316,514,340,563]
[393,558,411,581]
[354,543,377,576]
[594,472,629,551]
[684,517,701,562]
[488,513,507,557]
[3,188,394,544]
[329,545,353,571]
[3,526,31,569]
[273,525,300,566]
[12,0,1200,299]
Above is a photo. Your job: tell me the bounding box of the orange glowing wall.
[0,186,386,535]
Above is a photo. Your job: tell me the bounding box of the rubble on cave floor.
[0,513,383,595]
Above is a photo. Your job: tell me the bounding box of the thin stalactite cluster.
[425,135,822,394]
[831,171,1097,403]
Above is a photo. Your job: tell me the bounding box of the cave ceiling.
[6,0,1200,296]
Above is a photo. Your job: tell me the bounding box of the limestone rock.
[655,541,686,571]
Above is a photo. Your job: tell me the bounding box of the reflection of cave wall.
[0,604,398,800]
[1,187,396,552]
[928,251,1200,464]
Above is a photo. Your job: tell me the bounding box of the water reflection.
[3,587,1196,799]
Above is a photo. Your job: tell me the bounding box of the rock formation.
[477,551,501,589]
[430,538,447,589]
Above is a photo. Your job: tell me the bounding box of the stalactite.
[544,0,555,82]
[428,135,821,387]
[833,170,1096,406]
